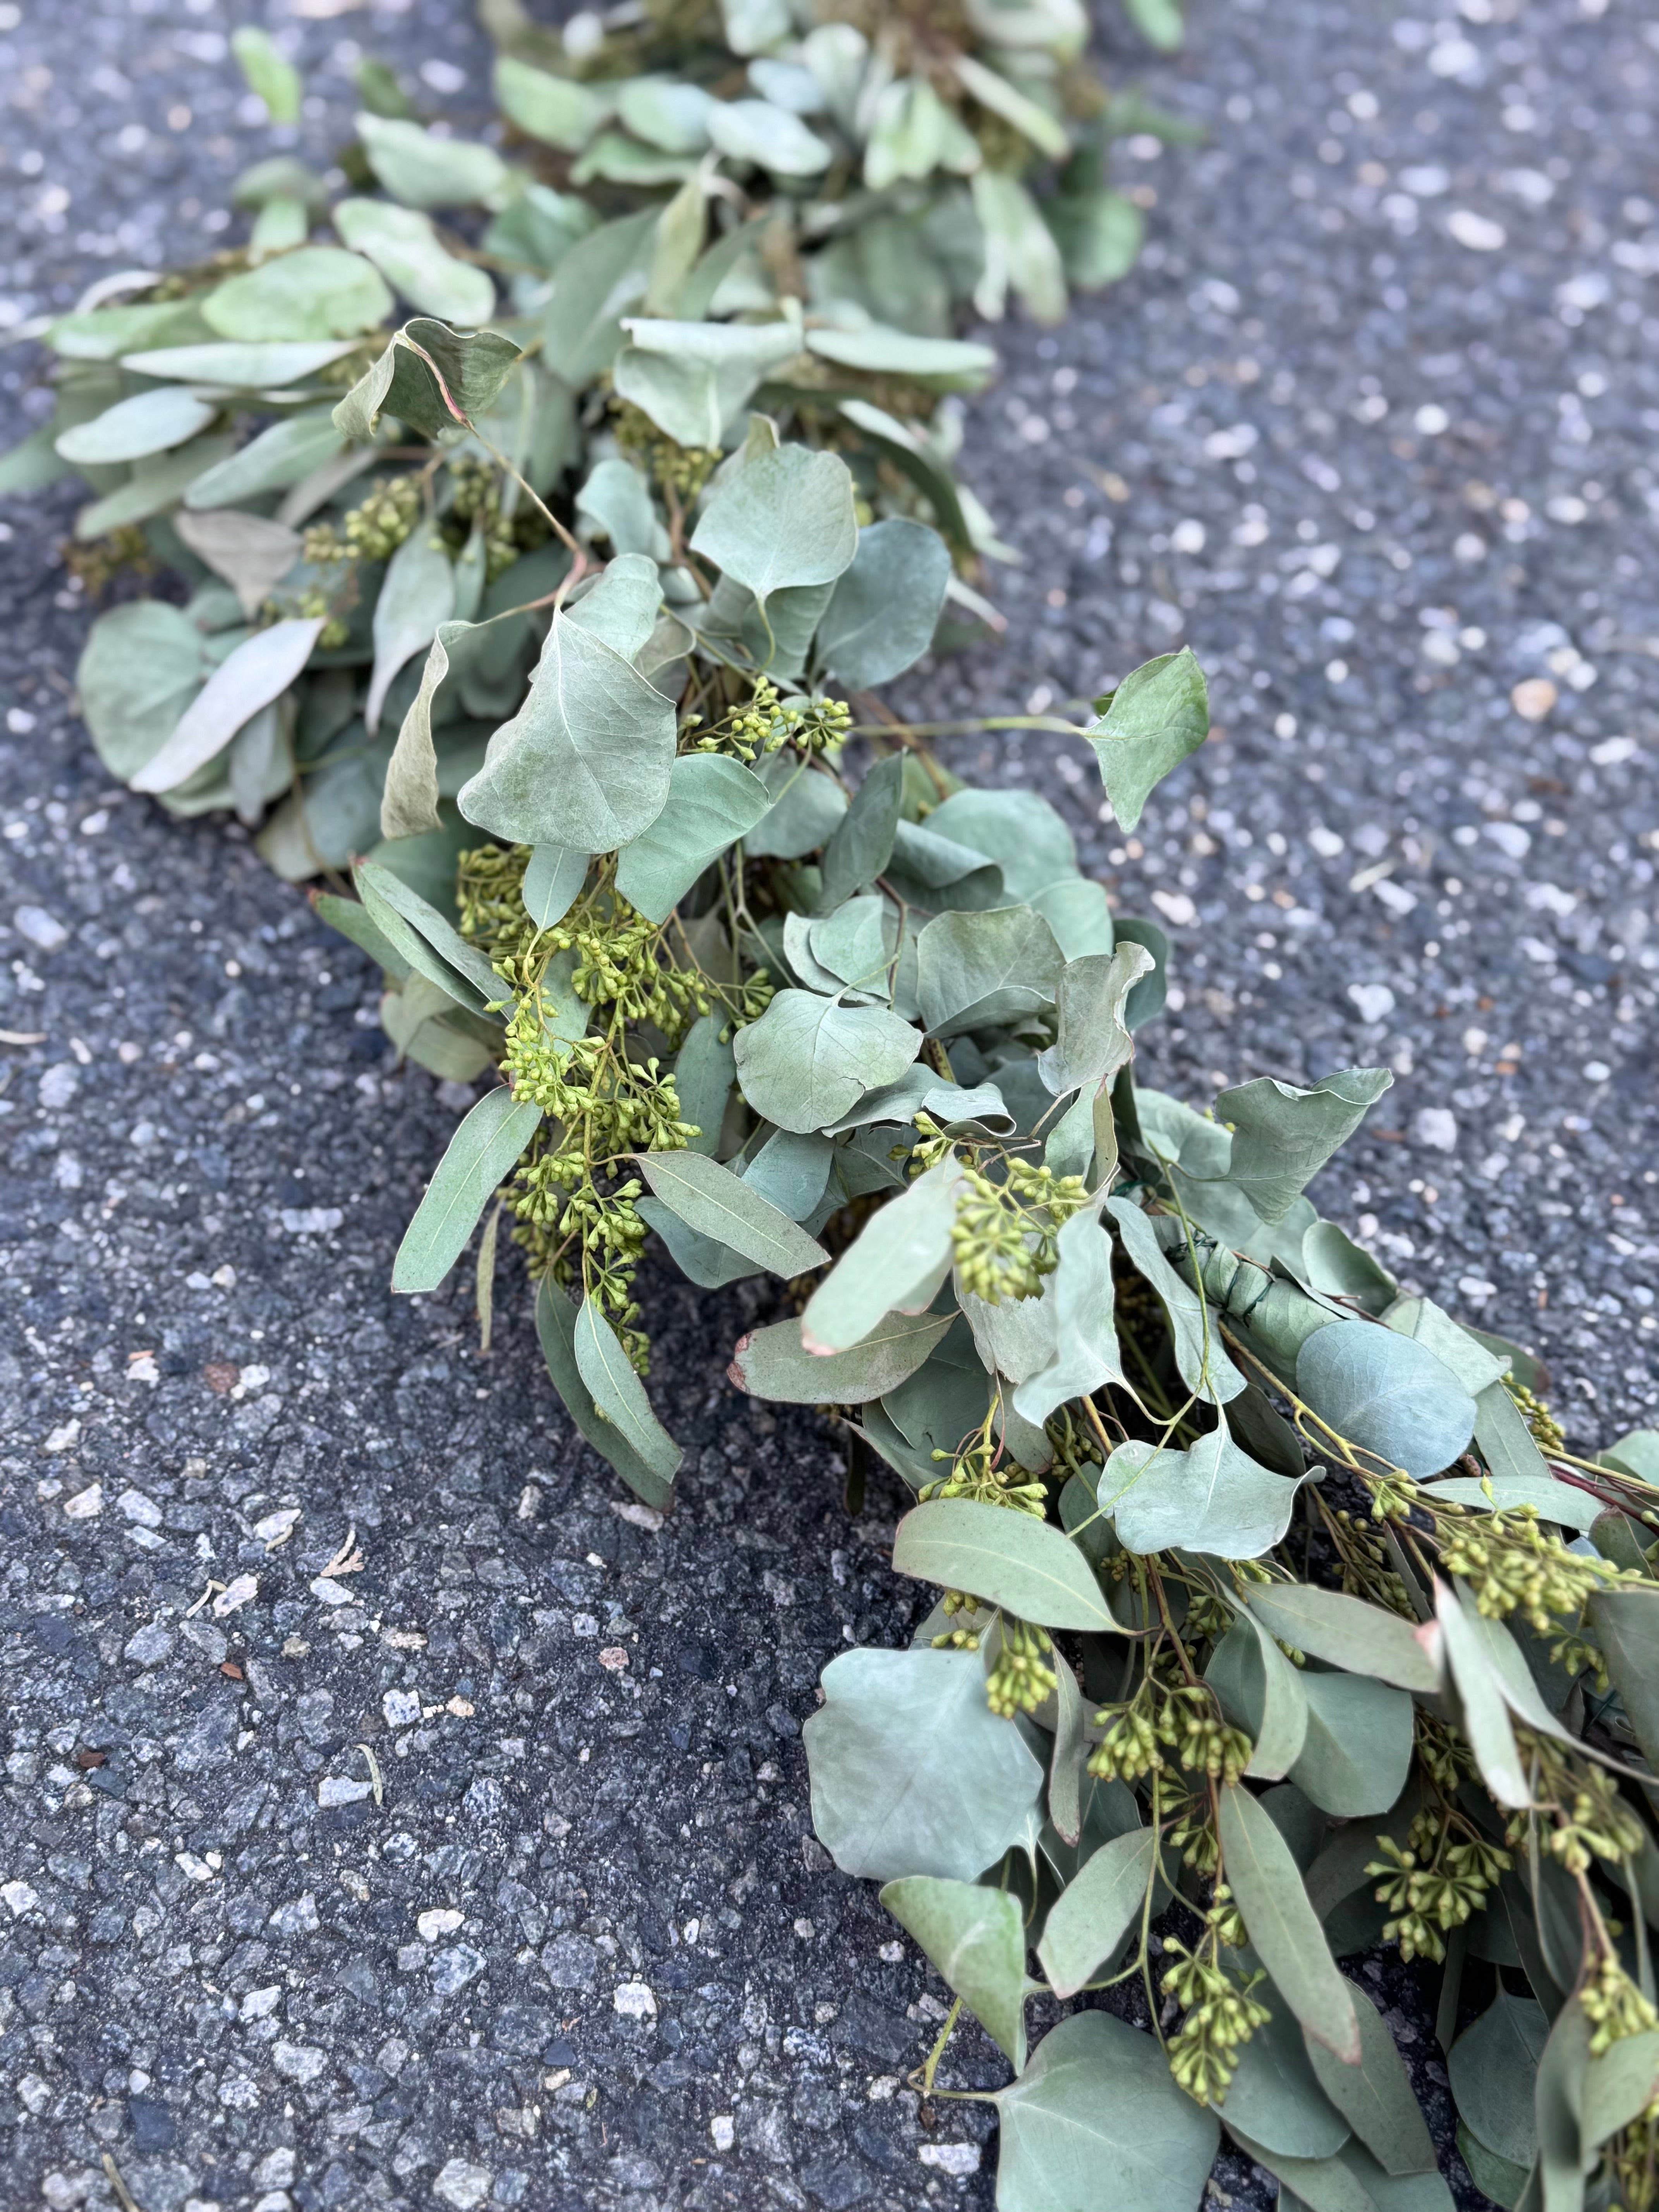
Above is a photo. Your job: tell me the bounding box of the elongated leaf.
[1012,1211,1134,1428]
[916,904,1065,1037]
[672,1012,735,1158]
[805,1647,1044,1882]
[392,1087,541,1293]
[1089,648,1210,831]
[534,1278,675,1510]
[458,610,676,852]
[1219,1784,1360,2063]
[357,112,507,209]
[355,859,502,1014]
[1205,1615,1309,1781]
[635,1150,825,1278]
[879,1877,1027,2066]
[1297,1322,1476,1482]
[1587,1585,1659,1770]
[1248,1584,1441,1695]
[614,754,771,924]
[539,209,657,386]
[232,26,301,121]
[57,387,217,465]
[381,619,466,839]
[1532,1996,1591,2212]
[204,247,393,341]
[522,844,589,932]
[689,443,858,604]
[1036,1828,1156,1999]
[1220,1998,1350,2159]
[124,338,359,385]
[1305,1979,1436,2175]
[1448,1993,1548,2170]
[892,1498,1116,1632]
[129,618,321,794]
[801,1159,958,1354]
[1583,2028,1659,2150]
[185,409,343,508]
[172,508,301,619]
[818,754,904,909]
[1434,1578,1529,1808]
[952,53,1068,159]
[994,2011,1219,2212]
[732,988,921,1133]
[493,54,611,149]
[367,525,455,736]
[334,198,496,325]
[1106,1195,1246,1404]
[972,168,1067,323]
[708,97,832,176]
[731,1308,954,1403]
[1037,943,1152,1098]
[572,1296,682,1494]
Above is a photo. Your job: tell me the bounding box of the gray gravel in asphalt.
[1,2,1656,2210]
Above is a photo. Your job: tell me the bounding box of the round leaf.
[1296,1321,1477,1480]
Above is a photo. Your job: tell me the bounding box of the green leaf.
[1604,1429,1659,1484]
[1037,942,1153,1097]
[230,26,302,122]
[457,610,677,852]
[814,516,953,691]
[572,1295,682,1495]
[732,988,921,1134]
[747,755,847,859]
[1221,1998,1350,2159]
[564,551,661,661]
[613,755,771,924]
[204,247,393,342]
[1087,647,1210,831]
[1123,0,1185,49]
[971,169,1068,323]
[354,859,503,1015]
[637,1197,757,1290]
[672,1013,735,1158]
[1288,1671,1415,1817]
[535,1279,675,1509]
[951,52,1069,160]
[1035,1827,1156,1999]
[1583,2028,1659,2150]
[1103,1428,1309,1560]
[879,1877,1027,2066]
[333,319,524,441]
[55,388,217,466]
[817,754,904,908]
[1012,1211,1134,1429]
[1586,1586,1659,1770]
[392,1086,541,1294]
[381,620,468,840]
[172,508,302,620]
[731,1307,955,1404]
[742,1130,833,1221]
[806,326,995,383]
[366,523,455,736]
[1218,1786,1360,2062]
[1302,1981,1437,2176]
[129,617,322,795]
[356,112,508,209]
[539,209,658,386]
[1456,2123,1528,2211]
[1205,1614,1309,1781]
[802,1160,958,1354]
[618,76,717,154]
[1049,187,1145,288]
[1531,1996,1591,2212]
[522,844,589,932]
[1434,1579,1529,1809]
[613,314,802,450]
[0,422,71,495]
[1105,1197,1247,1405]
[923,788,1075,902]
[1213,1068,1393,1225]
[707,97,833,175]
[689,444,858,605]
[994,2011,1220,2212]
[76,601,213,781]
[916,904,1064,1036]
[635,1150,826,1278]
[1296,1322,1477,1482]
[891,1498,1117,1632]
[125,337,355,386]
[333,199,496,325]
[804,1646,1044,1882]
[493,54,611,149]
[1247,1584,1441,1695]
[185,408,344,508]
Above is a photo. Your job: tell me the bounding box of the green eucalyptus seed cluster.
[445,454,522,581]
[1513,1733,1646,1876]
[1506,1377,1567,1455]
[1088,1678,1250,1790]
[1367,1809,1511,1964]
[1435,1507,1623,1635]
[683,677,852,764]
[347,474,424,560]
[610,395,721,504]
[1162,1923,1273,2106]
[920,1409,1048,1516]
[984,1616,1058,1717]
[1582,1949,1659,2058]
[952,1159,1090,1303]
